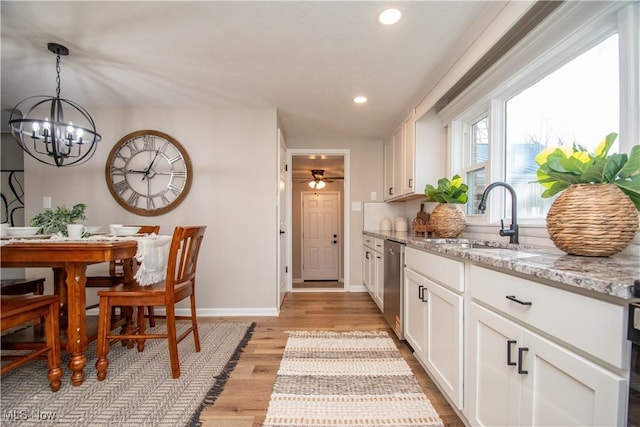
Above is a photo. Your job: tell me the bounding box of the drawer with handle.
[469,265,627,369]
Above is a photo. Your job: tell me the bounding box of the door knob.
[279,230,285,235]
[332,240,338,244]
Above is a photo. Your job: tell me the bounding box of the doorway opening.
[290,152,348,291]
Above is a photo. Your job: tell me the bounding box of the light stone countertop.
[364,230,640,302]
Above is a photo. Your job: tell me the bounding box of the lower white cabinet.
[362,235,384,311]
[362,247,372,291]
[466,302,626,426]
[373,250,384,309]
[404,264,463,409]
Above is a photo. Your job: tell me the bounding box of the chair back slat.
[165,226,207,295]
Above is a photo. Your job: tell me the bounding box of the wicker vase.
[430,203,466,238]
[546,183,639,256]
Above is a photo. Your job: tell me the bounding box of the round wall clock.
[105,130,193,216]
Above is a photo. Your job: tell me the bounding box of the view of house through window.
[465,116,488,215]
[504,33,619,220]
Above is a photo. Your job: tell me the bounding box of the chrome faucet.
[478,182,519,244]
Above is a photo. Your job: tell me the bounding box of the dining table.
[0,237,138,386]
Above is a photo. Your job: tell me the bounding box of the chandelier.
[8,43,101,167]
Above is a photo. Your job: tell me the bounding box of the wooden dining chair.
[85,225,160,326]
[1,295,63,392]
[95,225,207,380]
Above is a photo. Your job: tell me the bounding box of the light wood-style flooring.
[198,292,465,427]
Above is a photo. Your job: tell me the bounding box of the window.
[504,34,619,220]
[463,115,488,215]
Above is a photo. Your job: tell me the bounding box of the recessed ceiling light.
[378,8,402,26]
[353,96,368,104]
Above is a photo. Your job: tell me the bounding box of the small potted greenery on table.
[535,132,640,256]
[424,175,468,238]
[30,203,87,237]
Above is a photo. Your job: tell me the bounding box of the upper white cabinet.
[384,108,444,201]
[383,125,403,200]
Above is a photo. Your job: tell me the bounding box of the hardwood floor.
[292,280,343,289]
[198,292,465,427]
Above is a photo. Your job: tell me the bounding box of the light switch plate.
[43,196,52,209]
[351,201,362,211]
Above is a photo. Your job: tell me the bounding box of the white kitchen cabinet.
[466,265,628,426]
[383,126,403,201]
[404,247,464,409]
[404,268,427,356]
[383,108,444,201]
[373,250,384,309]
[362,247,372,292]
[363,235,384,310]
[467,303,626,426]
[401,112,415,195]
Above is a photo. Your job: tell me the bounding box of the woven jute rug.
[1,322,254,426]
[262,330,444,427]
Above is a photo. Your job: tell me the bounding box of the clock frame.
[105,130,193,216]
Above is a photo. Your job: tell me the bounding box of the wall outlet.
[370,192,377,201]
[43,196,52,209]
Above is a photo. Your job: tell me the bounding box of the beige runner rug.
[262,331,444,427]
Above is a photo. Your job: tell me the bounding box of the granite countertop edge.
[364,230,640,302]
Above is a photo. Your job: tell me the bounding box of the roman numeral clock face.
[105,130,193,216]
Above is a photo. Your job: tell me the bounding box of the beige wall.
[286,136,384,287]
[22,107,281,314]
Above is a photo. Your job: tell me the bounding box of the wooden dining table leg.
[64,262,88,386]
[53,268,68,326]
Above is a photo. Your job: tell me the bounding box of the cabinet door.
[424,279,463,409]
[362,247,372,292]
[403,268,427,358]
[383,137,395,200]
[521,331,626,427]
[373,252,384,309]
[402,113,415,195]
[466,303,522,426]
[392,125,403,198]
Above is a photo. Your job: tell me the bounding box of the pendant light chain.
[55,53,61,98]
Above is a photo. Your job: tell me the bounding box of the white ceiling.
[1,1,507,142]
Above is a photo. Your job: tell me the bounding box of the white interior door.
[277,130,288,307]
[302,192,339,281]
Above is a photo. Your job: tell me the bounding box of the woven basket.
[546,183,639,256]
[430,203,466,238]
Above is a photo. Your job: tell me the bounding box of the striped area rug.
[1,322,253,427]
[263,331,444,427]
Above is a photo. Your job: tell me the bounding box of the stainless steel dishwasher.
[383,239,404,340]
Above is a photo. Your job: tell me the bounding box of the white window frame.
[441,1,638,232]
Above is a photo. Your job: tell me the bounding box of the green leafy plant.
[424,175,469,204]
[535,132,640,210]
[30,203,87,236]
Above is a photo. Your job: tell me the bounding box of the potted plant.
[424,175,468,238]
[535,132,640,256]
[30,203,87,236]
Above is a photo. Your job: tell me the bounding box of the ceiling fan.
[294,169,344,189]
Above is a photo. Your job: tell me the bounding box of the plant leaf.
[593,132,618,159]
[619,145,640,178]
[615,175,640,211]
